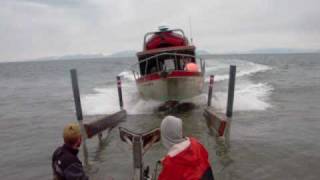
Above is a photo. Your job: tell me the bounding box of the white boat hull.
[137,74,204,101]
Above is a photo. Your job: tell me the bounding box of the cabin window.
[163,59,175,71]
[138,50,196,76]
[181,58,192,70]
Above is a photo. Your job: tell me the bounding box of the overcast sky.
[1,0,319,61]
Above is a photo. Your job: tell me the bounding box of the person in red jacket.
[158,116,214,180]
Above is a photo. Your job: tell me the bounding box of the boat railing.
[130,52,206,80]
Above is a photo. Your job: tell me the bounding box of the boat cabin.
[136,27,197,76]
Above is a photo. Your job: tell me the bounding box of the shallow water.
[0,54,319,179]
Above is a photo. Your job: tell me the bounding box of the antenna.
[188,17,193,45]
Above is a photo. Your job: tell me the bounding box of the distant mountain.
[249,48,318,54]
[34,53,106,61]
[108,49,212,57]
[108,50,137,57]
[57,53,105,60]
[25,48,213,62]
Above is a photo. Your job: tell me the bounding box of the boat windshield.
[131,53,205,79]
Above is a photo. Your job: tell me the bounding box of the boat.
[131,26,205,101]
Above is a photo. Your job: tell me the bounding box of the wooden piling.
[207,75,214,107]
[71,69,83,121]
[225,65,236,147]
[70,69,89,165]
[117,76,124,110]
[226,65,236,117]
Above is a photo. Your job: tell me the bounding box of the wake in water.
[82,59,273,115]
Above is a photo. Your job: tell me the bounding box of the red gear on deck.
[146,31,187,50]
[185,63,199,72]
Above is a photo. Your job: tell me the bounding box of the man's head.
[63,122,82,149]
[160,116,186,149]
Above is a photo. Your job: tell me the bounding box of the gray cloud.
[0,0,319,61]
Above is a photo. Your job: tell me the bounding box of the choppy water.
[0,53,319,179]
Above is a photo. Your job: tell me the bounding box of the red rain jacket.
[158,137,213,180]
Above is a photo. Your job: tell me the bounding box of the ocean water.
[0,53,319,179]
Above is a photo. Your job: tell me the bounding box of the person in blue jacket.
[52,122,88,180]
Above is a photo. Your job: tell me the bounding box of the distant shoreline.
[1,52,319,64]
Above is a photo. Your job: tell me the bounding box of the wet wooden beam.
[203,108,229,137]
[84,110,127,139]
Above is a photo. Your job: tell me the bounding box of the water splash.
[211,82,273,112]
[82,59,273,115]
[205,60,272,82]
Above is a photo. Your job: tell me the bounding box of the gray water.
[0,54,320,179]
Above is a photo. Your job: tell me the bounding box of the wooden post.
[225,65,236,148]
[70,69,89,166]
[207,75,214,107]
[226,65,236,117]
[117,76,124,110]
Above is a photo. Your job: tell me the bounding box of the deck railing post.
[207,75,214,107]
[117,76,124,110]
[70,69,89,166]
